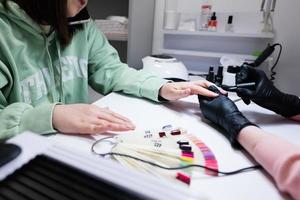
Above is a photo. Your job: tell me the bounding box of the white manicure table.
[49,91,300,200]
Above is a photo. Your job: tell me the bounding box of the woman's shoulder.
[79,20,106,40]
[83,20,99,32]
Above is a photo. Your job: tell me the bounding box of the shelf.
[153,4,274,71]
[160,49,257,61]
[104,32,128,41]
[163,30,275,39]
[95,19,128,41]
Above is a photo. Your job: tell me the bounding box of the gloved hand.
[198,86,256,148]
[236,66,300,118]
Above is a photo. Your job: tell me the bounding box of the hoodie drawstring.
[55,40,65,103]
[43,35,57,103]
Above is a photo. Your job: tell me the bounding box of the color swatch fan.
[92,126,219,185]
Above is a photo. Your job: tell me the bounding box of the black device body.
[252,44,275,67]
[68,7,91,25]
[207,43,280,91]
[0,143,22,168]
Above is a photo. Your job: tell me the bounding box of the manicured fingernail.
[126,123,135,129]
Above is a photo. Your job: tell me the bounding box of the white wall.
[273,0,300,96]
[172,0,261,13]
[128,0,156,68]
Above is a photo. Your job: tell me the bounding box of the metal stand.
[261,0,276,32]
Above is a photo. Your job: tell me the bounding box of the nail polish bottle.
[206,66,215,82]
[225,15,234,32]
[208,12,217,32]
[215,66,223,86]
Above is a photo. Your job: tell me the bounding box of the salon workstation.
[1,0,300,200]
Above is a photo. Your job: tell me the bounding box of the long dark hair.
[3,0,82,46]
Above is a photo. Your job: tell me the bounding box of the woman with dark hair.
[0,0,224,139]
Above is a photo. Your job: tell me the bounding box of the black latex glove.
[236,66,300,118]
[198,86,255,148]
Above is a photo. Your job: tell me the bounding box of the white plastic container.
[222,67,236,86]
[199,0,212,30]
[164,0,180,30]
[164,11,181,30]
[220,55,245,86]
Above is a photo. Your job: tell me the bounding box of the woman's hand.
[52,104,135,135]
[159,80,226,101]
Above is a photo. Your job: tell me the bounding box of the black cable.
[270,43,282,81]
[97,152,262,176]
[188,73,208,78]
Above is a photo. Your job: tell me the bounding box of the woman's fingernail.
[127,123,135,129]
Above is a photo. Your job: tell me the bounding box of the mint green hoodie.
[0,1,168,140]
